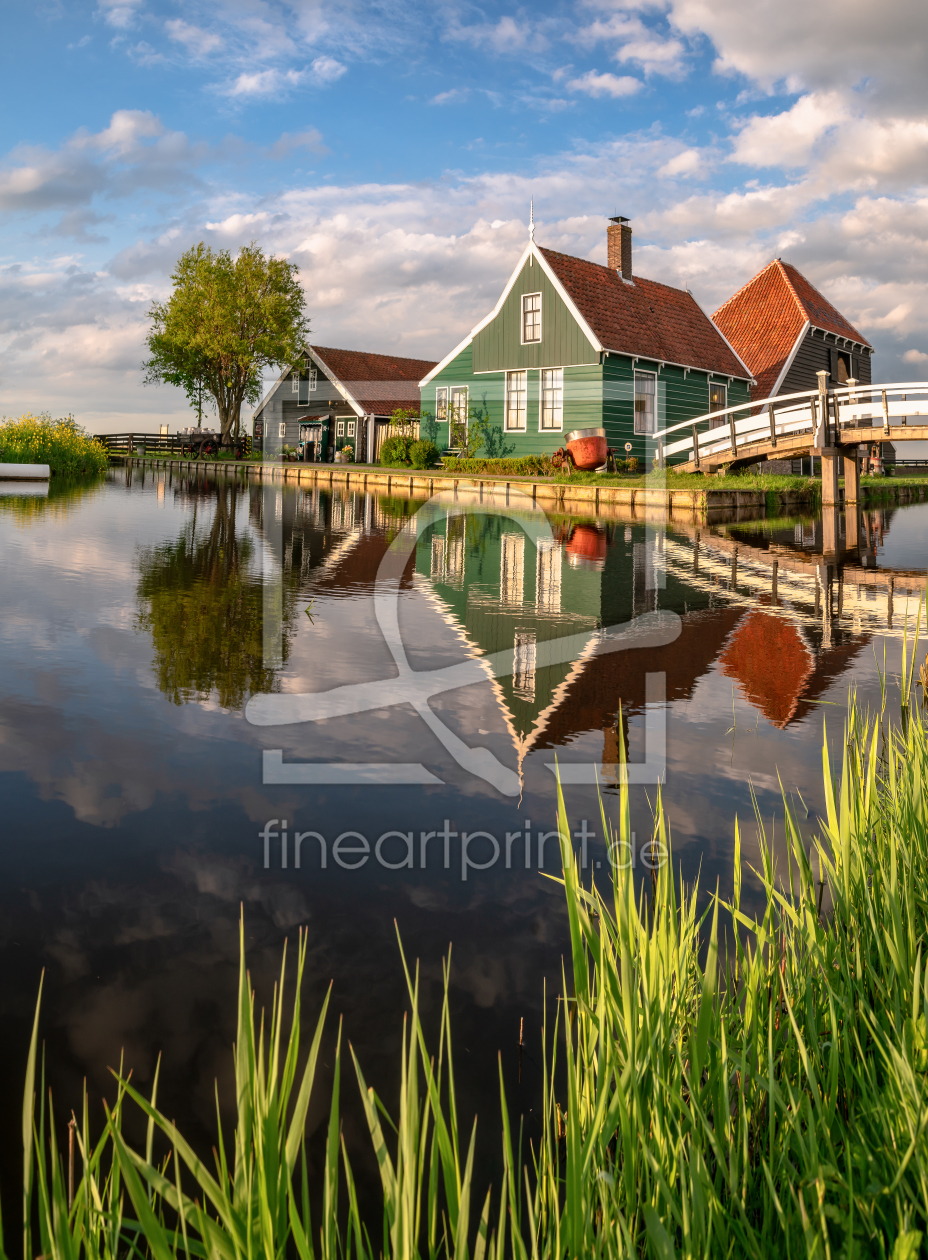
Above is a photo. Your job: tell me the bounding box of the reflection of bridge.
[660,515,925,640]
[658,378,928,503]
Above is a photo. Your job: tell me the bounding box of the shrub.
[380,435,412,466]
[0,412,109,477]
[409,439,439,469]
[444,454,555,476]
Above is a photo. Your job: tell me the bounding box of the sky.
[1,0,927,432]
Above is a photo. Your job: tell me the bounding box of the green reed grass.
[13,642,928,1258]
[0,414,109,477]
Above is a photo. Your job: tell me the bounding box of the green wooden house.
[419,217,754,464]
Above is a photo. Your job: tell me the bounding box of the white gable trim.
[419,242,603,387]
[767,321,811,405]
[419,332,475,388]
[307,345,366,417]
[686,294,756,383]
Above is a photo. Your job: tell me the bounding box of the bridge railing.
[656,381,928,466]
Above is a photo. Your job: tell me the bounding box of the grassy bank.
[19,654,928,1257]
[0,413,109,476]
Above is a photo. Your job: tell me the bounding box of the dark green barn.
[420,218,754,464]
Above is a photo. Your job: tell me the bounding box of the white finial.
[529,199,535,243]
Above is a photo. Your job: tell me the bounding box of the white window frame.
[540,367,563,432]
[308,367,317,392]
[436,386,448,422]
[450,386,468,435]
[336,419,345,438]
[291,370,299,394]
[505,370,527,431]
[708,380,727,430]
[347,419,356,437]
[633,369,657,435]
[278,421,287,438]
[521,292,542,344]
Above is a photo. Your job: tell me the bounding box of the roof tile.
[712,260,871,400]
[538,248,751,379]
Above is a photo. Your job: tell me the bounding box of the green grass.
[16,637,928,1258]
[0,414,109,477]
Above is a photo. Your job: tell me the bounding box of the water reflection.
[1,464,925,1222]
[137,480,303,709]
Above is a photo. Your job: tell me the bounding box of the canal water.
[1,466,925,1205]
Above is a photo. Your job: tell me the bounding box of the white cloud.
[730,93,849,168]
[266,129,329,159]
[224,67,308,99]
[95,0,143,29]
[164,19,223,58]
[445,15,546,54]
[310,55,346,83]
[431,88,470,106]
[570,13,689,77]
[903,348,928,363]
[567,70,641,99]
[667,0,928,104]
[658,148,704,177]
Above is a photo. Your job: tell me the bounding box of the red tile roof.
[312,345,437,417]
[712,260,872,401]
[539,248,751,379]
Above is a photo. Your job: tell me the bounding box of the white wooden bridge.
[657,374,928,504]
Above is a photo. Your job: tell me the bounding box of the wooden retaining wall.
[120,456,926,522]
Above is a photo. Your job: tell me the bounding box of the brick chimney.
[607,216,632,279]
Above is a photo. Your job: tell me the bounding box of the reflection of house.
[719,606,867,727]
[419,216,753,464]
[252,344,436,463]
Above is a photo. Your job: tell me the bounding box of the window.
[513,630,537,701]
[308,368,317,392]
[505,370,527,431]
[278,422,287,438]
[633,370,657,435]
[522,292,541,343]
[436,386,448,422]
[500,533,525,606]
[336,420,345,437]
[709,381,727,430]
[830,349,851,384]
[536,538,562,612]
[291,370,299,394]
[540,368,563,430]
[450,387,468,443]
[347,420,356,437]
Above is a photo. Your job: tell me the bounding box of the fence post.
[728,412,738,458]
[881,389,891,435]
[691,424,700,469]
[768,403,777,448]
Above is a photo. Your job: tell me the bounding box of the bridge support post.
[821,447,840,507]
[842,448,860,502]
[822,506,840,557]
[845,501,861,553]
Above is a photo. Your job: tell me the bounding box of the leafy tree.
[144,242,308,444]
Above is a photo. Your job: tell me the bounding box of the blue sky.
[2,0,927,428]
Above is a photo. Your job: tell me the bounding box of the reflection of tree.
[136,483,297,708]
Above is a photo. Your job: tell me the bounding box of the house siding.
[603,356,752,465]
[781,327,872,396]
[472,257,599,373]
